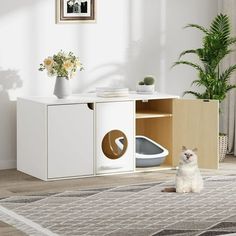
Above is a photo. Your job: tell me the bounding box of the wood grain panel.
[172,99,219,169]
[136,99,173,114]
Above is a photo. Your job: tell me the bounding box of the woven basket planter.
[219,135,228,162]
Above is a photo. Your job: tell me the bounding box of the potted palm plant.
[173,13,236,161]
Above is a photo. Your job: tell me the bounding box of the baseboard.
[0,160,16,170]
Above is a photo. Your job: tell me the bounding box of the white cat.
[175,146,204,193]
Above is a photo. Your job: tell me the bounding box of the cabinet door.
[96,101,135,174]
[173,99,219,169]
[48,104,94,178]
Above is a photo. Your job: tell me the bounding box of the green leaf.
[226,84,236,92]
[220,65,236,81]
[228,37,236,46]
[172,61,204,73]
[179,50,197,59]
[209,14,230,37]
[183,90,204,99]
[184,24,209,34]
[191,79,207,88]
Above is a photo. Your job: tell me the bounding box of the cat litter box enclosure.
[116,135,169,167]
[95,101,135,174]
[17,93,219,181]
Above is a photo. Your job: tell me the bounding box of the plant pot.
[136,84,155,94]
[219,134,228,162]
[54,76,71,99]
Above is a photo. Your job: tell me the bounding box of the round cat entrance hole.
[101,130,128,160]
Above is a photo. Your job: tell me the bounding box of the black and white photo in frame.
[56,0,95,23]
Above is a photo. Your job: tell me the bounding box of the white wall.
[0,0,218,169]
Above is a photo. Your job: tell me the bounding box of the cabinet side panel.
[17,99,47,180]
[173,99,219,169]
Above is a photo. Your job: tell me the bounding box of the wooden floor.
[0,156,235,235]
[0,156,235,199]
[0,221,26,236]
[0,169,176,199]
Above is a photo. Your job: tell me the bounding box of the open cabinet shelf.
[135,98,219,172]
[136,111,172,119]
[135,165,174,173]
[135,99,173,171]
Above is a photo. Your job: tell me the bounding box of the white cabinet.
[48,104,93,178]
[17,100,94,180]
[17,93,219,181]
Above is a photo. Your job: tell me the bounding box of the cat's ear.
[182,146,187,151]
[192,148,198,152]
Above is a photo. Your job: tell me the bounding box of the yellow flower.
[63,60,73,70]
[44,57,54,68]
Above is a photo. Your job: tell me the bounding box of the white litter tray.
[116,135,169,167]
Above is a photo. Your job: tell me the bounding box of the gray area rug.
[1,176,236,236]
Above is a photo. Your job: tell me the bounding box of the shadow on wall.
[80,0,162,92]
[0,69,22,168]
[86,40,159,91]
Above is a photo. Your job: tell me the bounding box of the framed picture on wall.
[56,0,96,23]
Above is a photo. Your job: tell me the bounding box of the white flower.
[44,57,54,68]
[63,60,73,70]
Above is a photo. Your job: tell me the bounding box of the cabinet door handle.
[87,103,94,110]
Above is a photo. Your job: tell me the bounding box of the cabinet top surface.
[18,92,180,105]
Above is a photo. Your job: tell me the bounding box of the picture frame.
[56,0,96,23]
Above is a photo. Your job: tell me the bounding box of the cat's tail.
[161,187,176,192]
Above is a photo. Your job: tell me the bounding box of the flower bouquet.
[39,50,83,79]
[39,50,83,98]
